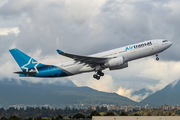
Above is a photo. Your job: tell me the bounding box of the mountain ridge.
[140,80,180,107]
[0,78,138,108]
[131,88,153,97]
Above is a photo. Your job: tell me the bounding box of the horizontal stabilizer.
[14,71,37,76]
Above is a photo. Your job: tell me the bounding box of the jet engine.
[109,62,128,70]
[105,56,124,67]
[105,56,128,70]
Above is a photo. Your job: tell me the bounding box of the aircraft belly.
[79,66,94,73]
[135,47,154,59]
[60,64,85,75]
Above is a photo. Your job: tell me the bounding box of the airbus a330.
[9,39,172,80]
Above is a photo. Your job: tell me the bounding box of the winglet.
[56,49,64,54]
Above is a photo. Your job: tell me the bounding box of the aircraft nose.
[169,41,172,46]
[166,41,172,48]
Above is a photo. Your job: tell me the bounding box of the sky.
[1,0,180,102]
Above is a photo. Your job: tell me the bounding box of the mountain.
[0,78,77,87]
[131,88,153,97]
[140,80,180,107]
[0,78,138,108]
[48,79,77,87]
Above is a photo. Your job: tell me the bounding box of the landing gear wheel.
[156,53,159,61]
[97,71,104,76]
[93,74,97,79]
[96,76,100,80]
[156,57,159,61]
[100,72,104,76]
[93,74,100,80]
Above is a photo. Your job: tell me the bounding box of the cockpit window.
[163,40,168,42]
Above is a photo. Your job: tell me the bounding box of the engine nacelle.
[109,62,128,70]
[104,57,128,70]
[105,57,124,68]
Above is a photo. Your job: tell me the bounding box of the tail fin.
[9,48,39,72]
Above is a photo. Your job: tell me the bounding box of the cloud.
[1,0,180,102]
[0,0,179,58]
[0,0,8,7]
[138,58,180,91]
[0,60,15,77]
[116,87,147,102]
[85,75,116,93]
[131,93,150,102]
[116,86,148,102]
[62,0,106,25]
[71,74,116,93]
[0,27,20,36]
[116,87,133,98]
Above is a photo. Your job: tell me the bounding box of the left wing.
[56,49,110,66]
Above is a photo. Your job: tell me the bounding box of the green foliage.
[67,116,71,119]
[87,110,100,118]
[55,115,63,120]
[73,113,85,119]
[34,116,42,120]
[99,112,106,116]
[105,112,115,116]
[6,113,10,119]
[174,110,178,115]
[8,115,21,120]
[134,113,139,116]
[0,106,108,118]
[119,111,128,116]
[25,117,33,120]
[130,109,180,116]
[1,117,7,120]
[3,106,180,119]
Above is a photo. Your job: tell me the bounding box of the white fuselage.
[55,39,172,75]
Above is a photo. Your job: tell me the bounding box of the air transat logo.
[125,41,152,51]
[125,46,133,51]
[21,58,39,73]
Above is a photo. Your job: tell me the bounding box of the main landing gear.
[93,71,104,80]
[156,53,159,61]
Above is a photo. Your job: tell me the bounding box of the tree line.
[0,106,107,119]
[0,110,128,120]
[1,107,180,119]
[128,108,180,116]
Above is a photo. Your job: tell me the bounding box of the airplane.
[9,39,172,80]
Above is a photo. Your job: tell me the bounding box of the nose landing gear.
[93,71,104,80]
[156,53,159,61]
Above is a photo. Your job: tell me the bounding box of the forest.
[0,106,180,120]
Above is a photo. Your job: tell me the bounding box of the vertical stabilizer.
[9,48,39,72]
